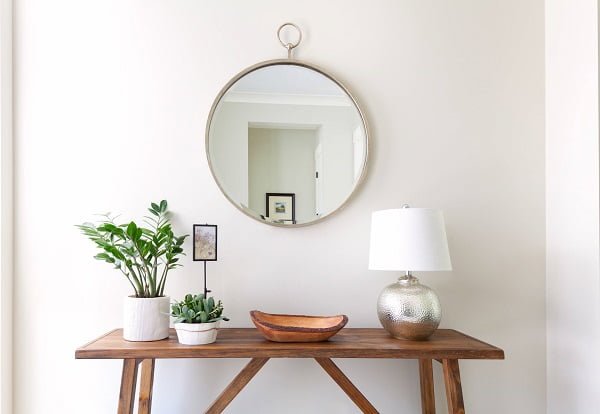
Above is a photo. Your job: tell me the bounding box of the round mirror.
[206,60,369,226]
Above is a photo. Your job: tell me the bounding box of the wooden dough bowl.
[250,310,348,342]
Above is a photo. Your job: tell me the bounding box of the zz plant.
[171,293,229,324]
[77,200,188,298]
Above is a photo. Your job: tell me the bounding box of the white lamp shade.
[369,208,452,272]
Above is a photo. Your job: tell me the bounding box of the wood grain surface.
[419,359,436,414]
[315,358,379,414]
[75,328,505,360]
[250,310,348,342]
[205,358,269,414]
[117,359,139,414]
[443,359,465,414]
[137,359,155,414]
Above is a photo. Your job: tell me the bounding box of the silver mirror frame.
[205,58,370,227]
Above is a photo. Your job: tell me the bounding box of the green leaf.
[78,199,189,298]
[99,223,119,233]
[199,311,208,323]
[105,246,125,260]
[126,222,137,239]
[140,228,153,236]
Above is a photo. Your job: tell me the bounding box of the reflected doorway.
[248,124,319,221]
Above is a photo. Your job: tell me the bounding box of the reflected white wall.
[248,127,316,219]
[209,100,360,222]
[208,104,249,206]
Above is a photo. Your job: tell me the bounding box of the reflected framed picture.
[266,193,295,222]
[193,224,217,261]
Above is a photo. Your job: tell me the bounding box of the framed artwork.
[193,224,217,261]
[265,193,295,222]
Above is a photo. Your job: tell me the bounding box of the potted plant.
[170,293,229,345]
[77,200,188,341]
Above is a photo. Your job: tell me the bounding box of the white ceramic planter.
[123,296,170,341]
[174,321,220,345]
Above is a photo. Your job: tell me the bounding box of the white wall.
[0,0,12,412]
[546,0,600,411]
[13,1,545,413]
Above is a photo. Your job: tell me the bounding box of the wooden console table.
[75,328,503,414]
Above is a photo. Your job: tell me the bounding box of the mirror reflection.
[207,63,368,226]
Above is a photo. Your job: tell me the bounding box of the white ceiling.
[229,64,346,96]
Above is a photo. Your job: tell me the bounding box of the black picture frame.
[193,224,218,261]
[265,193,296,222]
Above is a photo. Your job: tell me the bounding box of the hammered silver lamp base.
[377,274,441,340]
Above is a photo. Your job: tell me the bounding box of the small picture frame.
[193,224,217,261]
[265,193,295,222]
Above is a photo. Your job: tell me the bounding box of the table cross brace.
[120,357,464,414]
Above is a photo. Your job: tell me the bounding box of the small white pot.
[123,296,170,341]
[174,321,220,345]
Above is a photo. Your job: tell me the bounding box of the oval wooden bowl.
[250,310,348,342]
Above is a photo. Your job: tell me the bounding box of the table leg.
[442,359,465,414]
[314,358,378,414]
[138,359,155,414]
[205,358,269,414]
[118,359,140,414]
[419,359,436,414]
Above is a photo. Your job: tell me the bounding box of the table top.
[75,328,504,360]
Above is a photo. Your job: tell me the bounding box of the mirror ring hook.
[277,22,302,58]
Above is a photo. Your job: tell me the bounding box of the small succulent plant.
[171,293,229,324]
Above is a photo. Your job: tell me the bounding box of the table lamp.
[369,206,452,340]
